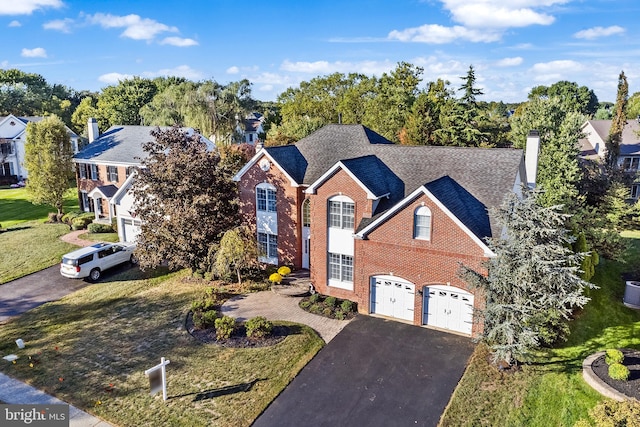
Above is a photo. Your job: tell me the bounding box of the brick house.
[73,119,213,242]
[234,124,534,336]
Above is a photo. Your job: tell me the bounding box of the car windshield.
[62,257,77,266]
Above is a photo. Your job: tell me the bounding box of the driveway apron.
[253,315,475,427]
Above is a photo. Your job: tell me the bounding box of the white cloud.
[388,24,500,43]
[159,36,198,47]
[496,57,524,67]
[8,20,21,27]
[226,66,240,74]
[258,84,274,92]
[281,59,395,75]
[98,72,133,84]
[0,0,63,15]
[573,25,625,40]
[531,59,583,73]
[21,47,47,58]
[43,18,74,33]
[388,0,569,44]
[86,13,178,41]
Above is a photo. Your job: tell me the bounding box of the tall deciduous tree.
[528,80,598,116]
[460,190,594,366]
[97,77,158,126]
[24,115,73,215]
[132,127,239,272]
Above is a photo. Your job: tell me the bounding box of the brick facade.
[76,163,130,214]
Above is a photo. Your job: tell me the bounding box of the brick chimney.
[88,118,99,143]
[525,130,540,189]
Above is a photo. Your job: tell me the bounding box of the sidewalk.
[0,372,113,426]
[221,291,353,342]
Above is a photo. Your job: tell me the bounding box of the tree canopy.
[460,190,594,366]
[23,115,74,215]
[131,127,239,272]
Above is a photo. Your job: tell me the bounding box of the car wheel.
[129,254,138,265]
[89,268,101,282]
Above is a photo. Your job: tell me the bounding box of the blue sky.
[1,0,638,103]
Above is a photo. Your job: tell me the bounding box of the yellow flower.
[277,266,291,276]
[269,273,283,283]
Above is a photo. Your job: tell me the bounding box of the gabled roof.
[112,173,136,205]
[236,124,523,239]
[88,184,119,199]
[580,119,640,156]
[355,181,495,257]
[306,155,404,201]
[0,115,78,139]
[73,125,212,166]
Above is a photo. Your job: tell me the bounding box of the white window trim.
[414,206,432,240]
[257,232,278,265]
[256,183,277,213]
[328,252,354,290]
[328,195,355,230]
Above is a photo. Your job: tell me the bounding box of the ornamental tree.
[132,126,239,272]
[460,190,595,367]
[24,115,74,215]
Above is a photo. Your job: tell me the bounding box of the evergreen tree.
[23,115,74,216]
[606,71,628,172]
[132,127,239,272]
[460,190,595,366]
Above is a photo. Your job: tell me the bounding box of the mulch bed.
[591,348,640,400]
[185,311,289,348]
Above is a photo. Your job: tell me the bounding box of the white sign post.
[144,357,170,401]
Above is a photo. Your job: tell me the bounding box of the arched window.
[414,206,431,240]
[256,183,276,212]
[302,199,311,227]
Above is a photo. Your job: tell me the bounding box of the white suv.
[60,242,137,281]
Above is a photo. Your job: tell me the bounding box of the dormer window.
[414,206,432,240]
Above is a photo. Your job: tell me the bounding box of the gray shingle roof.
[340,155,404,200]
[272,124,523,240]
[581,119,640,156]
[73,126,156,165]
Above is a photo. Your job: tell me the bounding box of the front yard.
[0,268,324,426]
[441,231,640,426]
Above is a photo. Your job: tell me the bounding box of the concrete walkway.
[0,373,113,426]
[221,291,353,342]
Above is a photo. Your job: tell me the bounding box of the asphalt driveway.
[0,263,133,323]
[253,316,475,427]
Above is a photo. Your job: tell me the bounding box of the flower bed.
[590,348,640,400]
[298,294,357,320]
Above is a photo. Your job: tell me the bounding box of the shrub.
[324,296,337,307]
[340,299,354,312]
[269,273,283,284]
[202,310,218,327]
[605,349,624,365]
[192,311,205,329]
[277,266,292,276]
[323,307,333,316]
[608,363,630,381]
[111,217,118,233]
[580,399,640,427]
[87,223,114,233]
[245,316,273,338]
[191,300,204,311]
[61,211,82,224]
[309,293,320,303]
[71,215,94,230]
[309,304,322,314]
[300,301,311,309]
[335,310,345,320]
[214,316,236,340]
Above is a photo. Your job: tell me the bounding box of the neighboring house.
[241,113,264,145]
[73,118,214,242]
[0,114,79,183]
[580,119,640,199]
[234,124,536,337]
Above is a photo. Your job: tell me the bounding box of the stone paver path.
[59,229,95,247]
[221,291,352,343]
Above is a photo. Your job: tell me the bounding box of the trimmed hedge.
[87,223,114,233]
[245,316,273,338]
[608,362,630,381]
[605,349,624,365]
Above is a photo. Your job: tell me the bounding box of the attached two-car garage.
[370,276,474,335]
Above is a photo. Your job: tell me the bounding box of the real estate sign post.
[144,357,170,401]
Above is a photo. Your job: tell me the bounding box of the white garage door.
[370,276,415,322]
[423,285,474,335]
[122,218,141,242]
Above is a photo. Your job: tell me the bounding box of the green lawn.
[0,186,79,228]
[0,222,78,284]
[0,269,324,427]
[441,231,640,426]
[78,231,120,243]
[0,186,89,284]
